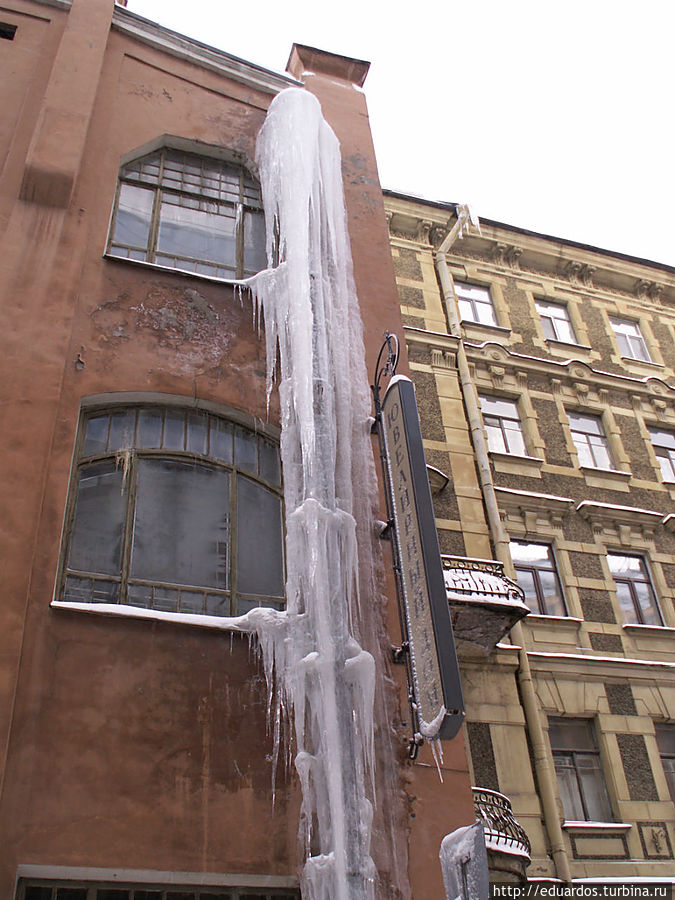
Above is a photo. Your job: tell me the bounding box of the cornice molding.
[112,8,300,96]
[576,500,664,541]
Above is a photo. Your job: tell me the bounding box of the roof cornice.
[111,7,301,96]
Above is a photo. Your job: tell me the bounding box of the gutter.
[434,208,572,883]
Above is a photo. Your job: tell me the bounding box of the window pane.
[68,462,126,576]
[234,426,258,474]
[112,183,153,251]
[511,542,550,565]
[458,298,475,322]
[244,209,267,273]
[569,413,602,435]
[83,414,110,456]
[608,554,643,576]
[634,582,662,626]
[25,887,52,899]
[187,411,208,455]
[157,202,236,268]
[538,570,565,616]
[108,409,137,451]
[553,753,585,820]
[163,409,186,450]
[655,724,675,755]
[237,476,284,597]
[575,754,613,821]
[539,316,556,341]
[614,581,637,622]
[503,420,526,455]
[56,891,88,900]
[137,408,163,449]
[209,417,233,463]
[514,569,540,613]
[259,439,281,485]
[485,421,507,454]
[588,435,612,469]
[131,460,230,591]
[549,718,595,750]
[572,434,594,467]
[475,300,497,326]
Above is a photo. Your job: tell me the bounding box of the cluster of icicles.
[228,88,380,900]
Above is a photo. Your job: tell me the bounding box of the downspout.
[434,208,572,883]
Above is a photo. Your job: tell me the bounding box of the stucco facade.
[0,2,477,898]
[385,190,675,883]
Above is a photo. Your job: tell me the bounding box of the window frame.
[648,426,675,483]
[568,411,615,470]
[609,316,652,363]
[509,540,567,616]
[479,395,527,456]
[607,552,663,626]
[16,879,299,900]
[454,280,498,327]
[57,404,285,620]
[535,299,577,344]
[106,148,266,280]
[655,724,675,802]
[548,717,613,823]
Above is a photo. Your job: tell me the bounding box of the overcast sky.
[128,0,674,267]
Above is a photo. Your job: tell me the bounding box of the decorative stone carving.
[417,219,433,244]
[565,261,583,285]
[505,246,522,270]
[430,225,448,248]
[576,501,662,542]
[580,265,595,288]
[488,364,505,388]
[492,243,508,266]
[635,279,650,299]
[649,283,664,303]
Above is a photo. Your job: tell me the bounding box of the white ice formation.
[245,87,380,900]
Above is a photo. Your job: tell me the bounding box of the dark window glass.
[655,724,675,801]
[607,553,662,626]
[649,427,675,482]
[510,541,566,616]
[108,150,266,280]
[61,406,283,618]
[549,718,613,822]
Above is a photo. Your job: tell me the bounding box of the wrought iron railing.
[473,787,532,859]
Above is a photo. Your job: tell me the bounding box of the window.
[535,300,577,344]
[649,426,675,482]
[16,881,298,900]
[479,396,526,455]
[549,718,613,822]
[607,553,662,626]
[655,724,675,801]
[510,541,566,616]
[0,21,17,39]
[59,406,284,618]
[568,412,614,469]
[454,280,498,326]
[609,317,651,362]
[108,149,267,279]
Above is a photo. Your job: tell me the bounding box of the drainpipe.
[434,208,572,883]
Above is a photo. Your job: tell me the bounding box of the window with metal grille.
[509,541,566,616]
[535,299,577,344]
[57,406,284,618]
[568,412,614,469]
[454,281,498,326]
[16,881,298,900]
[107,149,267,279]
[655,723,675,801]
[609,317,651,362]
[479,395,527,455]
[548,718,613,822]
[607,553,662,626]
[649,426,675,482]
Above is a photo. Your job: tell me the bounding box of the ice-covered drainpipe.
[434,209,572,884]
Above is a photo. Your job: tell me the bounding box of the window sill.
[103,252,252,288]
[489,452,544,478]
[545,339,592,352]
[579,466,631,491]
[52,599,286,631]
[618,355,663,370]
[622,622,673,635]
[562,822,631,832]
[462,320,512,336]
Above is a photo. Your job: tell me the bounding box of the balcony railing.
[473,787,531,860]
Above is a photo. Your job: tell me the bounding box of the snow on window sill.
[562,821,631,832]
[545,338,592,352]
[51,599,286,632]
[619,354,662,370]
[622,622,673,634]
[490,452,544,476]
[523,614,582,625]
[461,320,511,335]
[103,252,250,289]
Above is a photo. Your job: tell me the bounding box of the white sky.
[127,0,675,267]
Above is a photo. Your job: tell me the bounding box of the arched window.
[59,406,284,618]
[107,149,267,279]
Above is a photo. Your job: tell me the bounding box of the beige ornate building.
[384,190,675,883]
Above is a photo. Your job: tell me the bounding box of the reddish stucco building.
[0,1,475,898]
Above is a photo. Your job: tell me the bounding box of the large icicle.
[248,87,378,900]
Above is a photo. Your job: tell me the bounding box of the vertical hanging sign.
[381,375,464,740]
